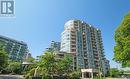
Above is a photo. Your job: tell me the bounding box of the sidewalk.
[0,75,24,79]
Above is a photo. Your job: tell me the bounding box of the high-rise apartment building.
[60,20,109,75]
[46,41,61,52]
[0,35,28,62]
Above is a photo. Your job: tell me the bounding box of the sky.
[0,0,130,68]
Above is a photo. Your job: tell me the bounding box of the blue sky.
[0,0,130,68]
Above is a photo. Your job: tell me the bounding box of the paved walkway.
[0,75,24,79]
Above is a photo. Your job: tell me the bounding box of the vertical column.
[82,72,84,79]
[91,72,93,79]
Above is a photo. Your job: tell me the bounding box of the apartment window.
[71,49,76,52]
[71,45,76,48]
[66,34,70,37]
[67,38,70,40]
[71,41,76,43]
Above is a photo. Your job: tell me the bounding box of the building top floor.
[0,35,27,46]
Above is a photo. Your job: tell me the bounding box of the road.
[0,75,24,79]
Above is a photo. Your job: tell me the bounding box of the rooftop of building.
[64,19,101,31]
[0,35,27,45]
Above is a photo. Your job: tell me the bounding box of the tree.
[23,57,36,74]
[114,12,130,67]
[26,57,35,63]
[69,70,81,79]
[25,51,75,79]
[57,54,73,76]
[6,61,22,74]
[109,68,122,77]
[0,44,8,72]
[38,52,57,78]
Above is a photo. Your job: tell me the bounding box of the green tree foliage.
[26,57,35,63]
[114,12,130,67]
[25,52,57,79]
[57,54,73,75]
[0,44,8,72]
[25,51,78,79]
[24,68,35,79]
[109,68,121,77]
[69,70,81,79]
[6,61,22,74]
[38,52,57,77]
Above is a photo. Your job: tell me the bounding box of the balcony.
[71,37,76,40]
[94,57,99,60]
[93,54,98,57]
[71,49,76,52]
[71,41,76,45]
[84,57,88,59]
[71,45,76,48]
